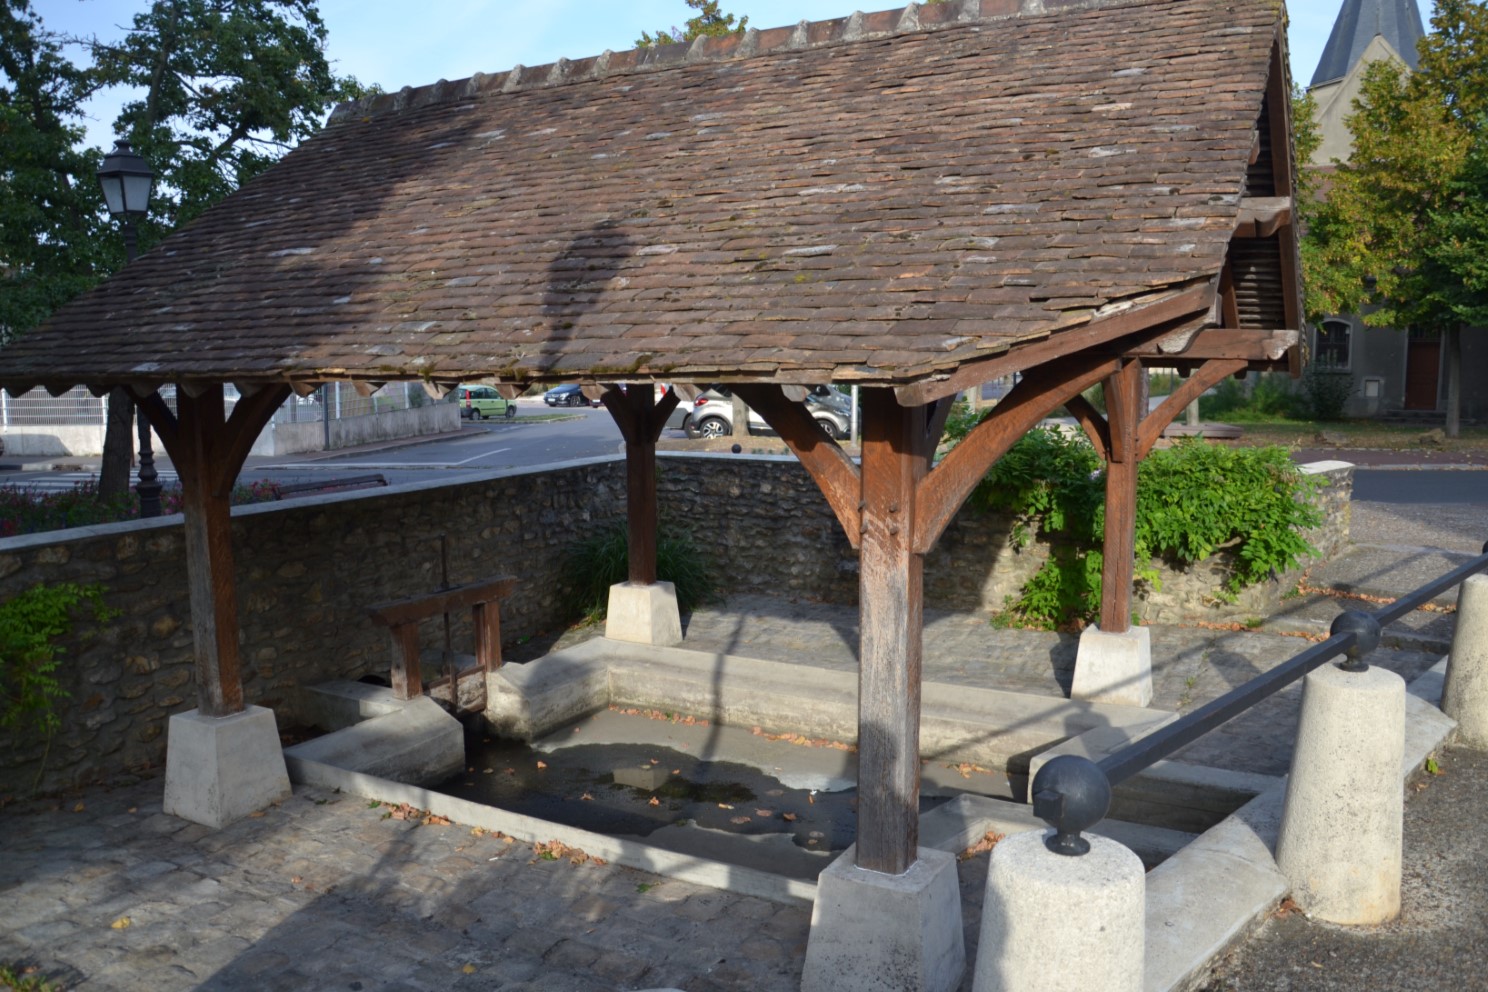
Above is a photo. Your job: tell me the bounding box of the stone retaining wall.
[0,453,1349,796]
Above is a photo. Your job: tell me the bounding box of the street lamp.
[97,139,162,517]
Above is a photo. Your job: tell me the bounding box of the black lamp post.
[97,139,162,517]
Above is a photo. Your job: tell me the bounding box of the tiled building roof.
[0,0,1289,393]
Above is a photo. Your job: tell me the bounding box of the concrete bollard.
[974,830,1144,992]
[1275,663,1405,924]
[1443,573,1488,748]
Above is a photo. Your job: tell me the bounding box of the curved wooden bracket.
[912,354,1121,554]
[733,383,863,548]
[1136,359,1247,459]
[1064,394,1110,461]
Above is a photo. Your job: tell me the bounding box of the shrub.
[564,522,715,622]
[1198,373,1307,423]
[964,430,1322,629]
[1302,366,1353,421]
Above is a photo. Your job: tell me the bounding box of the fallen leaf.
[249,811,266,818]
[471,827,486,837]
[649,758,660,765]
[782,813,798,822]
[755,809,773,817]
[462,963,477,974]
[535,761,547,770]
[291,875,303,885]
[731,816,751,824]
[592,857,607,866]
[648,796,661,807]
[110,916,132,929]
[127,807,137,814]
[580,792,595,802]
[423,814,451,826]
[958,831,1006,861]
[717,803,734,810]
[73,803,85,813]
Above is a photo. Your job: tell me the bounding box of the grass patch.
[564,522,715,622]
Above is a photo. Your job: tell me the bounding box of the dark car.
[543,384,598,407]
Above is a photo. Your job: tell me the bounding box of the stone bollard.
[1275,660,1405,924]
[975,756,1144,992]
[1443,573,1488,748]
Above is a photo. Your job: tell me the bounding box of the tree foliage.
[0,1,112,344]
[85,0,366,231]
[637,0,748,49]
[1301,0,1488,435]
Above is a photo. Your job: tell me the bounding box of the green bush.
[965,429,1322,629]
[564,523,715,622]
[1302,366,1353,421]
[1197,373,1308,423]
[0,582,116,735]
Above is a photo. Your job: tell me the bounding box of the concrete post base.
[163,706,292,829]
[1071,625,1153,707]
[1444,574,1488,747]
[801,845,965,992]
[975,830,1144,992]
[1276,664,1405,924]
[605,581,682,646]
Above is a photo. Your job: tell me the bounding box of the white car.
[676,386,853,440]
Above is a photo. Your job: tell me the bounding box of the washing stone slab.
[285,695,464,785]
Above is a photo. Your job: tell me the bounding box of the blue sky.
[35,0,1437,152]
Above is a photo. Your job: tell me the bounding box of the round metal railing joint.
[1031,755,1111,856]
[1330,610,1381,673]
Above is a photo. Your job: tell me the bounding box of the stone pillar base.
[164,706,292,829]
[802,845,964,992]
[975,831,1144,992]
[605,581,682,646]
[1276,664,1405,924]
[1444,573,1488,747]
[1072,625,1153,707]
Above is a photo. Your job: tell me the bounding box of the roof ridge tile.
[328,0,1129,125]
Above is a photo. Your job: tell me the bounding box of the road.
[1352,469,1488,504]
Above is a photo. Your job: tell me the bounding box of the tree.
[636,0,748,49]
[1302,0,1488,437]
[0,1,113,347]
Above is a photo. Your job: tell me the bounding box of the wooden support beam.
[601,386,680,585]
[368,577,519,628]
[912,353,1121,554]
[1129,328,1298,363]
[893,282,1215,407]
[734,383,863,547]
[166,383,287,718]
[1099,360,1143,634]
[1137,359,1248,459]
[855,388,934,876]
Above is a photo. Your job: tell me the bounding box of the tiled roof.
[0,0,1286,392]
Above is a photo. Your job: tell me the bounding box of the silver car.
[677,386,853,440]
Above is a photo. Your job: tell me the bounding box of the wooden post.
[855,388,933,875]
[601,386,680,586]
[1099,360,1142,634]
[176,387,246,717]
[142,382,290,719]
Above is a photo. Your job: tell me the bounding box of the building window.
[1315,320,1352,370]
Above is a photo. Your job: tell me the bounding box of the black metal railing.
[1032,542,1488,855]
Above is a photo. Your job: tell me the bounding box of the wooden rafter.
[1137,359,1249,459]
[1130,329,1297,363]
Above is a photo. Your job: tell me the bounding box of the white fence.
[0,382,456,458]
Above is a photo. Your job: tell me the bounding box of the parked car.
[449,384,516,420]
[677,386,853,440]
[543,383,600,407]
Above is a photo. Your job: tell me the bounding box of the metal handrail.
[1031,543,1488,855]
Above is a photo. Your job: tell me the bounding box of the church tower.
[1308,0,1427,165]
